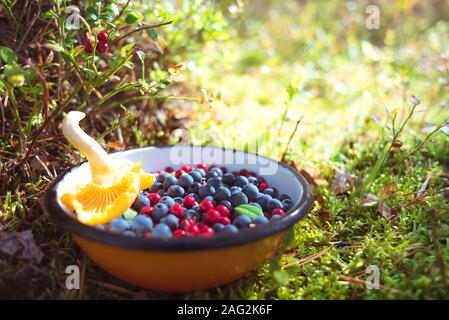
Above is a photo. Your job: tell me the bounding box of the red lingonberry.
[271,208,285,217]
[144,232,151,238]
[199,199,214,213]
[232,171,239,177]
[96,41,108,53]
[197,163,208,172]
[175,169,185,178]
[181,164,193,173]
[183,195,196,209]
[249,171,257,177]
[97,31,108,42]
[83,39,93,53]
[239,169,249,176]
[186,224,200,236]
[148,193,161,206]
[205,209,221,225]
[165,166,174,173]
[259,181,268,192]
[198,226,214,237]
[218,216,231,225]
[140,205,153,216]
[170,203,184,218]
[173,229,186,237]
[215,204,230,218]
[180,217,195,230]
[155,169,162,174]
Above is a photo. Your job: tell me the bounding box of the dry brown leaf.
[381,182,398,197]
[329,169,355,194]
[378,202,392,218]
[299,169,318,188]
[317,209,330,220]
[359,193,379,207]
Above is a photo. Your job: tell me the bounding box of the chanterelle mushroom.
[60,111,154,225]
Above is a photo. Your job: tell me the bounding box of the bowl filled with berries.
[45,112,313,292]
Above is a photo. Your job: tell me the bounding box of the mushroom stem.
[62,111,115,185]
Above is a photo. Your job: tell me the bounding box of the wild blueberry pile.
[96,164,294,239]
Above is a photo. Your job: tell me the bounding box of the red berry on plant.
[148,193,161,205]
[199,199,214,213]
[215,204,230,218]
[140,205,153,216]
[183,195,196,209]
[97,31,108,42]
[271,208,285,217]
[170,203,184,218]
[96,41,108,53]
[83,39,93,53]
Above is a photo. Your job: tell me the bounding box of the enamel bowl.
[46,146,313,292]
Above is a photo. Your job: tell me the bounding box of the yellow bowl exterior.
[74,231,285,292]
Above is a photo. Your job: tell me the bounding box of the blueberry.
[186,209,201,221]
[282,199,294,211]
[123,230,137,237]
[152,223,172,239]
[173,197,184,204]
[222,173,235,186]
[156,172,170,183]
[263,188,279,198]
[160,214,179,230]
[110,218,130,234]
[215,186,231,202]
[212,223,225,232]
[234,175,249,188]
[205,171,219,180]
[207,177,222,189]
[189,170,202,182]
[230,191,248,207]
[248,176,259,186]
[242,184,259,201]
[156,189,166,197]
[162,175,178,190]
[222,224,239,234]
[133,194,150,212]
[167,185,185,198]
[187,192,201,203]
[270,214,282,221]
[160,196,175,208]
[194,168,206,177]
[268,198,284,212]
[178,174,194,189]
[249,202,263,211]
[152,203,169,222]
[199,184,215,198]
[149,181,162,193]
[131,215,153,235]
[256,194,272,211]
[203,196,217,206]
[188,182,201,194]
[230,186,242,194]
[252,216,269,225]
[219,200,233,211]
[278,194,291,201]
[209,167,223,177]
[233,215,251,228]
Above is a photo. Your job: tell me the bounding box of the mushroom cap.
[61,161,154,225]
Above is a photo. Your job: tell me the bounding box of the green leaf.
[99,13,114,22]
[125,11,144,24]
[123,208,137,221]
[234,204,263,219]
[0,46,17,64]
[147,29,158,41]
[120,43,135,57]
[43,10,58,19]
[45,41,65,53]
[273,270,290,286]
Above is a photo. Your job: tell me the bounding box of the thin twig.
[113,21,173,43]
[280,116,303,162]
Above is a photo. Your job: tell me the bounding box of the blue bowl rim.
[45,145,313,251]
